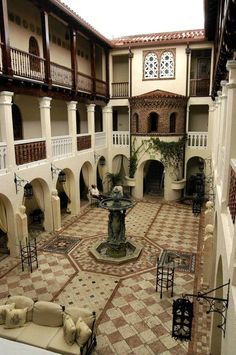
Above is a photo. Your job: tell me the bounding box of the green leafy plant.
[148,135,187,180]
[105,172,123,190]
[128,138,147,178]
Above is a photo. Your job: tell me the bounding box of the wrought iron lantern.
[51,164,66,182]
[14,173,33,198]
[99,156,106,166]
[58,170,66,183]
[172,297,194,341]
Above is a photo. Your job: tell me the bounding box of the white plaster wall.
[51,100,68,136]
[113,55,129,82]
[14,95,41,139]
[189,105,209,131]
[113,106,129,131]
[77,35,91,75]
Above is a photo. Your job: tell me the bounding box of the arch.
[76,110,81,134]
[0,194,15,257]
[29,36,40,72]
[210,255,223,355]
[143,160,164,195]
[24,177,52,233]
[169,112,176,133]
[148,112,159,133]
[160,50,174,78]
[97,156,106,191]
[12,104,23,140]
[144,52,158,79]
[186,156,205,196]
[79,161,93,205]
[56,168,76,215]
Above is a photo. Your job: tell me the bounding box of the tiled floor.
[0,198,210,354]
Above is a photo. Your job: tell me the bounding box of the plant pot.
[171,179,186,190]
[125,176,136,187]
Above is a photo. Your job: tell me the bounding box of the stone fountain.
[90,189,142,264]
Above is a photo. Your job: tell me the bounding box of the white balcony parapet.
[0,142,7,170]
[52,135,73,158]
[95,132,106,148]
[188,132,208,149]
[112,131,130,147]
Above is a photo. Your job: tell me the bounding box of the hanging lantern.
[99,157,106,166]
[24,182,33,198]
[172,297,194,341]
[58,170,66,183]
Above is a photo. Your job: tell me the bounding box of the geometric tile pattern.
[41,235,81,254]
[0,199,210,354]
[70,235,161,277]
[159,249,196,273]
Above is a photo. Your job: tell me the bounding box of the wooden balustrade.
[77,72,93,93]
[95,79,107,96]
[228,163,236,224]
[77,134,91,151]
[10,47,45,81]
[112,82,129,97]
[15,139,46,165]
[50,62,73,88]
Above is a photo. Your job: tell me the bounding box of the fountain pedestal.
[90,190,142,264]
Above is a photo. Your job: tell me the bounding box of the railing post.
[67,101,77,155]
[70,29,77,91]
[41,10,51,86]
[90,42,96,96]
[0,91,16,170]
[0,0,12,75]
[39,97,52,160]
[87,104,95,151]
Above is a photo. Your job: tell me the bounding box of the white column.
[222,61,236,202]
[67,101,77,155]
[86,104,95,151]
[0,91,16,170]
[186,106,190,133]
[207,104,215,152]
[218,81,227,186]
[39,97,52,160]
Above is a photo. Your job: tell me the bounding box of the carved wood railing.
[77,72,93,93]
[111,82,129,97]
[228,162,236,224]
[50,62,73,88]
[95,79,107,96]
[14,138,46,165]
[10,47,45,81]
[190,78,210,96]
[76,134,91,151]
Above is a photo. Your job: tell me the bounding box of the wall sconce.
[14,173,33,198]
[51,164,66,182]
[172,280,230,341]
[99,156,106,166]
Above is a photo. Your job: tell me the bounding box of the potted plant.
[125,138,145,187]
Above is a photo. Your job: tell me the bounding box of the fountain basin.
[90,239,142,265]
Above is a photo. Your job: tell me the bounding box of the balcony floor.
[0,197,210,354]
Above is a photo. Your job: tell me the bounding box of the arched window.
[148,112,158,133]
[160,51,174,78]
[144,53,158,79]
[133,113,139,133]
[169,113,176,133]
[76,110,80,134]
[12,104,23,140]
[29,36,40,72]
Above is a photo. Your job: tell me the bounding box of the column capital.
[86,103,95,112]
[102,106,112,114]
[226,60,236,71]
[39,97,52,109]
[0,91,13,105]
[67,101,77,111]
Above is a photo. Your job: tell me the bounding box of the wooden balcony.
[14,138,46,165]
[0,47,108,97]
[76,134,91,151]
[112,82,129,98]
[189,78,210,96]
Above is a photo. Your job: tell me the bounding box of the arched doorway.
[96,156,106,192]
[210,256,223,355]
[0,198,9,259]
[186,156,205,196]
[143,160,164,195]
[0,194,15,258]
[79,162,93,206]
